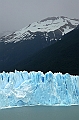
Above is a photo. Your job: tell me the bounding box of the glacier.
[0,70,79,109]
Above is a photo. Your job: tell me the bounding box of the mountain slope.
[0,16,79,72]
[15,26,79,75]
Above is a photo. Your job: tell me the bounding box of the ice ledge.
[0,70,79,109]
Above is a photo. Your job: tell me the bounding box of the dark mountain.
[0,34,56,72]
[0,16,79,73]
[14,25,79,75]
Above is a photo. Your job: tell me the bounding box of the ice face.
[0,70,79,109]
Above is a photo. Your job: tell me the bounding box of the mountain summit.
[0,16,79,43]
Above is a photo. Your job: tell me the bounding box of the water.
[0,105,79,120]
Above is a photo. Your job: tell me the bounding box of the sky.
[0,0,79,33]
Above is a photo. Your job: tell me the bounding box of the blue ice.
[0,70,79,109]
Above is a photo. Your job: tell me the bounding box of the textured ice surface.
[0,70,79,109]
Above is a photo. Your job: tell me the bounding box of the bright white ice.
[0,70,79,109]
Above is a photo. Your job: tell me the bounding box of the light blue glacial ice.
[0,70,79,109]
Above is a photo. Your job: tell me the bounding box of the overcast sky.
[0,0,79,33]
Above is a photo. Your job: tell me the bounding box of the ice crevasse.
[0,70,79,109]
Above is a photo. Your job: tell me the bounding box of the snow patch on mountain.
[0,16,79,43]
[15,17,79,34]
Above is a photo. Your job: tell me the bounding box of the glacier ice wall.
[0,70,79,109]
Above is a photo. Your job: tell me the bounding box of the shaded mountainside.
[0,37,55,72]
[14,26,79,75]
[0,16,79,72]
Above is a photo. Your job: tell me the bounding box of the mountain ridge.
[0,16,79,43]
